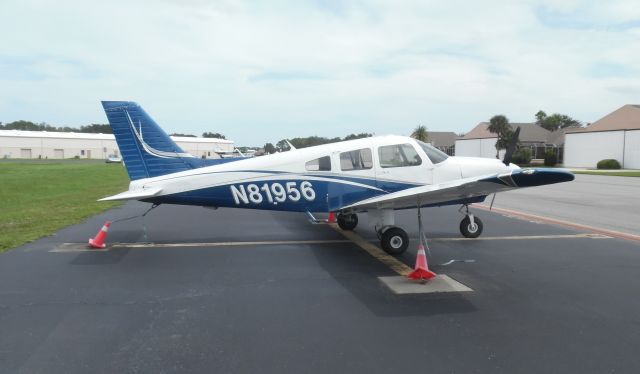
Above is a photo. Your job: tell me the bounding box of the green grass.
[0,160,129,252]
[572,171,640,177]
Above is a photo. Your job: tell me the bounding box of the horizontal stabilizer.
[98,187,163,202]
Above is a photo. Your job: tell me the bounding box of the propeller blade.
[502,126,521,166]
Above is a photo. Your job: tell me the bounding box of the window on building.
[208,152,211,156]
[340,148,373,171]
[416,140,449,164]
[305,156,332,171]
[378,144,422,168]
[80,150,85,156]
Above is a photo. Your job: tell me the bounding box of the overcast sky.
[1,0,639,145]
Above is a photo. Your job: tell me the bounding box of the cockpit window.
[340,148,373,171]
[305,156,332,171]
[378,144,422,168]
[417,140,449,164]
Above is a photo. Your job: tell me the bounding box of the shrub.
[544,150,557,167]
[597,159,621,169]
[511,148,532,165]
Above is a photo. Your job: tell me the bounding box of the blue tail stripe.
[102,101,198,180]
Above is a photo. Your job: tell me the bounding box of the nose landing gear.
[459,205,483,238]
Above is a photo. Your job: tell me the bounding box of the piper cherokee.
[99,101,574,255]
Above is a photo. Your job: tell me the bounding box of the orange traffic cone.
[89,221,111,249]
[327,212,337,223]
[408,243,437,281]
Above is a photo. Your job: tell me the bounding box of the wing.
[98,187,163,202]
[341,168,574,211]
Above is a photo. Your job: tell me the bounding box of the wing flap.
[98,187,163,201]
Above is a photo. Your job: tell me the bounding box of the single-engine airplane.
[100,101,574,255]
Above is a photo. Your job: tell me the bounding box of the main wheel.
[337,213,358,231]
[460,215,483,238]
[380,227,409,255]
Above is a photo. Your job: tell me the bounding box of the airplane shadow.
[308,243,478,318]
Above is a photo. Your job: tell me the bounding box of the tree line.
[262,133,373,154]
[0,120,113,134]
[170,132,226,139]
[0,120,228,139]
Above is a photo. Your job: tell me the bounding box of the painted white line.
[430,233,610,241]
[50,239,351,252]
[113,240,351,248]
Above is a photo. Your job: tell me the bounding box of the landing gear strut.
[337,213,358,231]
[459,205,483,238]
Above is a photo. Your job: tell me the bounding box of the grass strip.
[0,160,129,252]
[572,171,640,177]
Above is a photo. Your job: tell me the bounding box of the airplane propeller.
[502,126,521,166]
[490,126,521,210]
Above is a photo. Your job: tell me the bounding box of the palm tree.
[488,115,512,159]
[411,125,429,142]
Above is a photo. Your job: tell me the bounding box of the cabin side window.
[378,144,422,168]
[305,156,332,171]
[340,148,373,171]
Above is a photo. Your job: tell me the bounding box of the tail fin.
[102,101,201,180]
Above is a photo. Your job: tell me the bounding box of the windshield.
[416,140,449,164]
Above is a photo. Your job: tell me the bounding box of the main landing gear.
[336,204,485,256]
[337,213,358,231]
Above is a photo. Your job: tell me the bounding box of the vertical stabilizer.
[102,101,199,180]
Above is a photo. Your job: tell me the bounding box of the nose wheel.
[459,214,483,238]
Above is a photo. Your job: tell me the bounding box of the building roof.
[0,129,233,143]
[461,122,551,143]
[566,104,640,133]
[546,129,567,146]
[427,131,456,148]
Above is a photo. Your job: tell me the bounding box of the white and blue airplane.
[100,101,574,255]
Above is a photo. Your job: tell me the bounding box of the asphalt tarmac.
[1,201,640,373]
[480,173,640,236]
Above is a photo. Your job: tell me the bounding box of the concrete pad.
[50,243,109,252]
[379,275,473,294]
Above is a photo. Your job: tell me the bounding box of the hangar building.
[455,123,564,162]
[426,131,457,155]
[564,105,640,169]
[0,130,234,160]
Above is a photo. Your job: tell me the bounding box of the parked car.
[105,155,123,163]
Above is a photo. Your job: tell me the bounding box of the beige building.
[0,130,234,160]
[564,105,640,169]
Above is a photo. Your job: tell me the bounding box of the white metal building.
[0,130,234,160]
[564,105,640,169]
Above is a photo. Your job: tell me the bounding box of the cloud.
[0,0,639,145]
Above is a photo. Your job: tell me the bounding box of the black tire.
[337,213,358,231]
[380,227,409,255]
[460,215,483,238]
